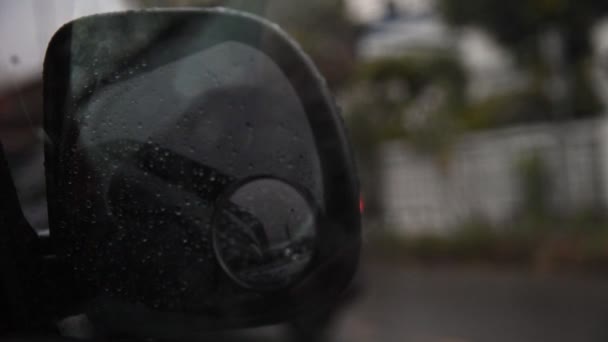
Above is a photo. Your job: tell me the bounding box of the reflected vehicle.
[0,8,360,340]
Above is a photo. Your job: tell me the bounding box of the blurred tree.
[345,54,467,218]
[516,152,552,222]
[440,0,608,64]
[439,0,608,216]
[348,54,466,152]
[439,0,608,119]
[138,0,358,88]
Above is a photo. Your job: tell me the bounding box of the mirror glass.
[213,177,317,291]
[47,12,329,316]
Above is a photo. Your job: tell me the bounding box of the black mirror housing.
[43,8,360,338]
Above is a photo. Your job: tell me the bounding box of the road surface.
[7,260,608,341]
[330,260,608,342]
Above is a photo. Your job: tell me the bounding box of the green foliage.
[516,152,552,221]
[345,55,467,219]
[372,221,535,264]
[439,0,606,125]
[345,53,597,153]
[454,93,518,130]
[356,54,466,98]
[347,52,602,151]
[454,88,549,130]
[570,61,604,117]
[454,61,602,130]
[346,55,466,153]
[347,102,405,151]
[439,0,608,63]
[371,215,608,269]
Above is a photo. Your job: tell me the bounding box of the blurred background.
[5,0,608,341]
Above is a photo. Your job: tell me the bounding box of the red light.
[359,196,365,213]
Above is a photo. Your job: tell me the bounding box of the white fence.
[380,118,608,235]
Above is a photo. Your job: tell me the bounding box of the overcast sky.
[0,0,133,94]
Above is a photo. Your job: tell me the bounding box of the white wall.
[380,118,606,235]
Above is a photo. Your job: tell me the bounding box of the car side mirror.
[42,8,360,339]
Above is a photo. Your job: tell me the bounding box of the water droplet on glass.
[10,55,20,65]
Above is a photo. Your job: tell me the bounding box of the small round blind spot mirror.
[213,177,318,291]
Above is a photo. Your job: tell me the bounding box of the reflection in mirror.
[73,41,324,205]
[63,39,326,306]
[213,177,317,291]
[54,14,329,315]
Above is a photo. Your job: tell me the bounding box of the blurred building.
[356,2,451,60]
[355,1,521,100]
